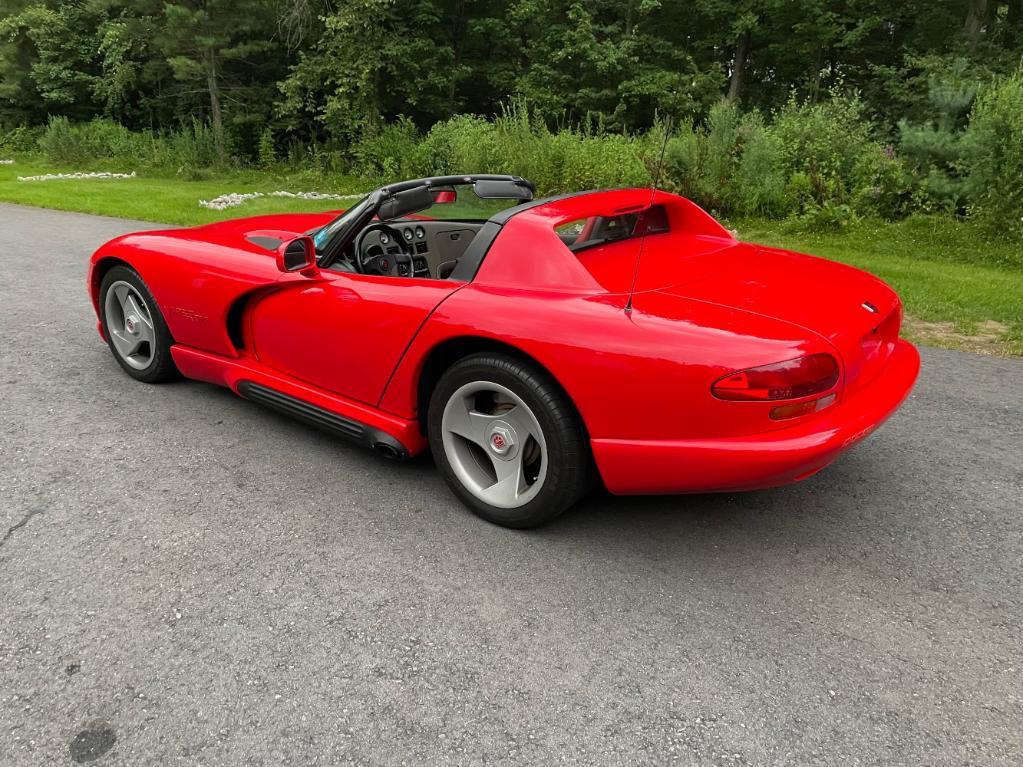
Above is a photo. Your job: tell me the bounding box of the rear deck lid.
[658,246,902,394]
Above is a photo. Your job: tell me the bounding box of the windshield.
[400,188,524,221]
[315,176,534,267]
[312,194,371,251]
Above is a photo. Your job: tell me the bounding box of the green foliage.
[257,127,277,168]
[0,124,42,153]
[37,116,223,170]
[896,57,982,213]
[2,0,1022,235]
[352,107,651,193]
[965,66,1023,240]
[733,112,787,216]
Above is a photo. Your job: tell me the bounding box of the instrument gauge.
[403,228,414,241]
[415,226,426,239]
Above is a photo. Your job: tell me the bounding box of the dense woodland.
[2,1,1023,233]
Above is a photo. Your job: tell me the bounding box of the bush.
[771,94,875,207]
[896,58,979,214]
[733,111,787,216]
[11,84,1020,239]
[37,116,227,169]
[352,117,423,179]
[351,106,651,194]
[965,67,1023,240]
[257,127,277,168]
[0,124,43,153]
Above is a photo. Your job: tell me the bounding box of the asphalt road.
[1,202,1021,766]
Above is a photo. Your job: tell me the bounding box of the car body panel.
[592,339,920,494]
[248,271,462,405]
[88,186,920,496]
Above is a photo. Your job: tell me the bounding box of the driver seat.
[437,259,459,279]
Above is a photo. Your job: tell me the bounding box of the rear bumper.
[592,339,921,495]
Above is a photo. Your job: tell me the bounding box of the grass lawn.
[0,160,369,225]
[1,157,1020,356]
[735,219,1023,356]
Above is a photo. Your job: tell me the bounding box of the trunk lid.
[658,245,902,394]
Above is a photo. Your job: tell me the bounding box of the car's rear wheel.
[428,353,590,528]
[99,265,178,383]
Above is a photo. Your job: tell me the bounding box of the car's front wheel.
[99,265,178,383]
[428,353,590,528]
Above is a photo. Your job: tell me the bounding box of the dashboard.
[358,221,483,278]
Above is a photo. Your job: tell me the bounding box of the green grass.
[1,157,1020,356]
[735,218,1023,356]
[0,159,368,225]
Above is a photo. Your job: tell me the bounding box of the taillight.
[712,353,840,401]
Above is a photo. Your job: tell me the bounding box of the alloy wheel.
[440,380,548,509]
[103,280,156,370]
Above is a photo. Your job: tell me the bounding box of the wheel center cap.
[125,316,139,335]
[487,421,516,457]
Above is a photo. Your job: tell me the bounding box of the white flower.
[17,170,136,181]
[198,190,363,210]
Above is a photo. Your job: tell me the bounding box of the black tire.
[99,265,179,383]
[427,352,591,528]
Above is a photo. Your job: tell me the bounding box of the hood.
[191,212,338,253]
[658,245,902,393]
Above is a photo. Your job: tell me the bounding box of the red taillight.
[712,353,840,401]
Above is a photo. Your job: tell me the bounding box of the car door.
[248,269,462,406]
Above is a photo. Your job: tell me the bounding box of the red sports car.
[88,174,920,528]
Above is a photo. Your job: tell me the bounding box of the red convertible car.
[88,174,919,528]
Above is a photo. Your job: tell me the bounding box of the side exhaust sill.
[237,380,409,459]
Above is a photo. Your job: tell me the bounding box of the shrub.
[0,124,43,153]
[352,117,423,179]
[257,127,277,168]
[964,67,1023,240]
[771,93,875,207]
[850,146,915,219]
[897,59,979,214]
[37,115,227,169]
[354,107,651,195]
[791,201,859,232]
[658,120,703,201]
[733,111,787,216]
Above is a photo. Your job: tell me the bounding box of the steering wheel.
[354,222,414,277]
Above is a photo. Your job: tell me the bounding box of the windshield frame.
[316,175,535,269]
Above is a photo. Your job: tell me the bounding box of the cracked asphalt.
[1,202,1021,766]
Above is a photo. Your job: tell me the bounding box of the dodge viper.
[88,174,920,528]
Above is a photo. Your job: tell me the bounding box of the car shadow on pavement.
[189,378,887,571]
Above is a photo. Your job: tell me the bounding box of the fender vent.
[246,235,283,251]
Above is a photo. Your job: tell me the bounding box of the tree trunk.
[964,0,988,51]
[204,48,225,165]
[727,31,751,103]
[809,44,824,103]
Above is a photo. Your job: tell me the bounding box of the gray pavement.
[1,202,1021,765]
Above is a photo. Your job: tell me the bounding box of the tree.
[156,0,279,162]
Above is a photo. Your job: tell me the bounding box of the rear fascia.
[592,339,920,494]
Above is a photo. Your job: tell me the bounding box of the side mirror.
[276,236,317,275]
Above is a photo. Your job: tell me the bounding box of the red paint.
[89,189,919,494]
